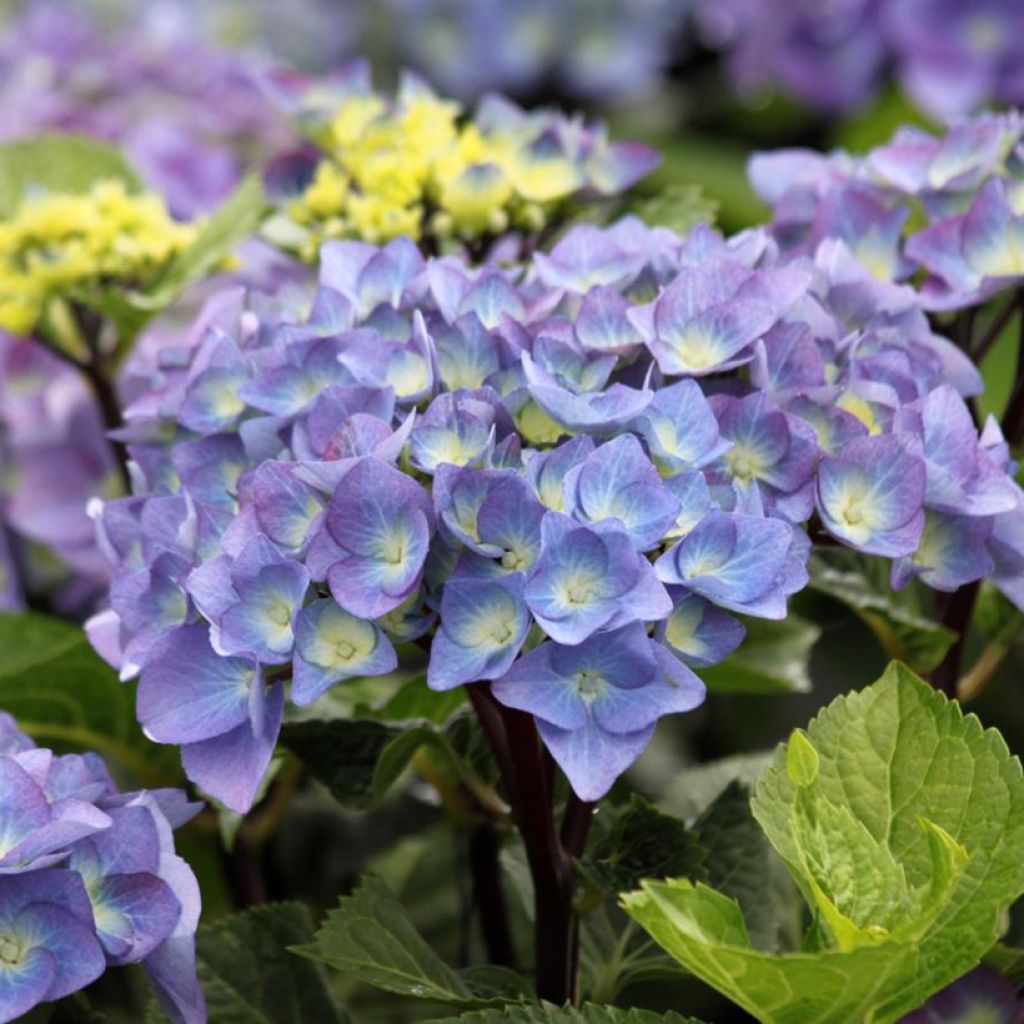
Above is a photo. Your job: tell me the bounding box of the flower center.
[726,448,759,482]
[335,640,357,660]
[490,623,512,645]
[841,501,866,526]
[501,548,527,571]
[574,669,606,702]
[0,934,22,966]
[268,601,292,627]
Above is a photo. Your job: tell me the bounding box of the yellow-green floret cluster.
[0,180,198,336]
[277,74,656,257]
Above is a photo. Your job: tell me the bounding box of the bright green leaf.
[0,612,178,788]
[626,184,718,235]
[624,663,1024,1024]
[0,135,142,217]
[785,730,819,788]
[141,174,267,308]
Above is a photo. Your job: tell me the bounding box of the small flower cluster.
[0,1,294,217]
[695,0,1024,117]
[751,111,1024,311]
[0,712,203,1024]
[0,180,199,337]
[88,209,1024,810]
[266,66,659,256]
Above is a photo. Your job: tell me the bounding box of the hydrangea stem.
[469,682,586,1004]
[72,304,132,492]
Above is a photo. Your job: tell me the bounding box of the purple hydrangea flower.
[492,623,705,799]
[0,716,203,1023]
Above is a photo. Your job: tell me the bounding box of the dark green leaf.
[699,615,820,694]
[808,551,956,673]
[0,135,142,216]
[695,782,798,951]
[0,612,178,787]
[581,796,706,896]
[195,902,342,1024]
[661,752,774,820]
[420,1004,706,1024]
[293,875,508,1008]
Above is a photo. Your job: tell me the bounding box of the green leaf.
[626,184,718,234]
[81,175,269,352]
[808,551,956,673]
[580,796,707,896]
[293,875,507,1008]
[0,135,142,217]
[624,662,1024,1024]
[419,1006,706,1024]
[141,174,267,308]
[694,782,799,952]
[194,902,342,1024]
[785,730,819,787]
[699,615,819,694]
[0,612,178,787]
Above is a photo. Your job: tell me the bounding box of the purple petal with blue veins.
[891,512,994,592]
[87,872,182,964]
[574,286,643,356]
[250,462,324,552]
[522,353,652,433]
[525,436,596,511]
[634,380,730,473]
[435,314,503,391]
[537,718,653,802]
[534,226,646,293]
[327,511,431,617]
[649,298,776,377]
[816,435,926,556]
[428,575,531,691]
[655,510,796,618]
[172,434,246,510]
[137,625,258,745]
[0,945,56,1021]
[750,323,828,393]
[659,593,746,668]
[144,933,206,1024]
[563,435,681,550]
[180,681,284,813]
[292,599,397,705]
[218,559,310,664]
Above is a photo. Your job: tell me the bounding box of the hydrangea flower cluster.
[0,1,294,217]
[0,712,203,1024]
[0,180,199,337]
[750,111,1024,311]
[265,65,659,257]
[694,0,1024,117]
[87,206,1024,811]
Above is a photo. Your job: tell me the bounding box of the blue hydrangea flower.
[293,599,398,704]
[525,512,671,643]
[655,509,804,619]
[316,456,435,618]
[0,714,203,1023]
[428,575,532,690]
[562,435,681,551]
[816,434,926,556]
[491,623,705,800]
[657,592,746,668]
